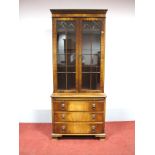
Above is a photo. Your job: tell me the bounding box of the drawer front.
[54,112,103,122]
[53,100,104,111]
[53,123,104,134]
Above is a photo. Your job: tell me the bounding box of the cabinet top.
[50,9,108,18]
[51,93,107,98]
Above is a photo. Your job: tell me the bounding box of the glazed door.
[79,18,105,92]
[53,18,78,92]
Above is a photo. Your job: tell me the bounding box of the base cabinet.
[51,96,106,138]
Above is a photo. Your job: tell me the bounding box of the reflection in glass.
[82,54,100,65]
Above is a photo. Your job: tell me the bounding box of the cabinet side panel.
[52,18,58,92]
[100,18,106,92]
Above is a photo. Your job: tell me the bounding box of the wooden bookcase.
[50,9,107,138]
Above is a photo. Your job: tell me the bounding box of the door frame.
[53,18,79,93]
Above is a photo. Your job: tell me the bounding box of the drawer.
[54,112,104,122]
[53,123,104,134]
[53,100,104,111]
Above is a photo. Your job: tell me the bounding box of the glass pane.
[82,35,91,54]
[82,66,91,72]
[82,54,91,67]
[67,65,75,72]
[92,73,100,90]
[82,73,100,90]
[67,53,76,66]
[92,54,100,66]
[82,73,90,89]
[57,73,66,89]
[57,54,75,72]
[67,73,75,89]
[92,34,101,54]
[57,65,66,72]
[57,21,76,90]
[57,54,66,72]
[91,65,100,72]
[82,54,91,73]
[82,21,102,90]
[67,32,76,50]
[82,54,100,72]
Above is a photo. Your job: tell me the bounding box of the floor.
[19,121,135,155]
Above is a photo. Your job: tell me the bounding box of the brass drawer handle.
[92,103,96,110]
[92,114,96,120]
[91,125,96,133]
[61,102,65,110]
[61,125,66,132]
[61,113,65,120]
